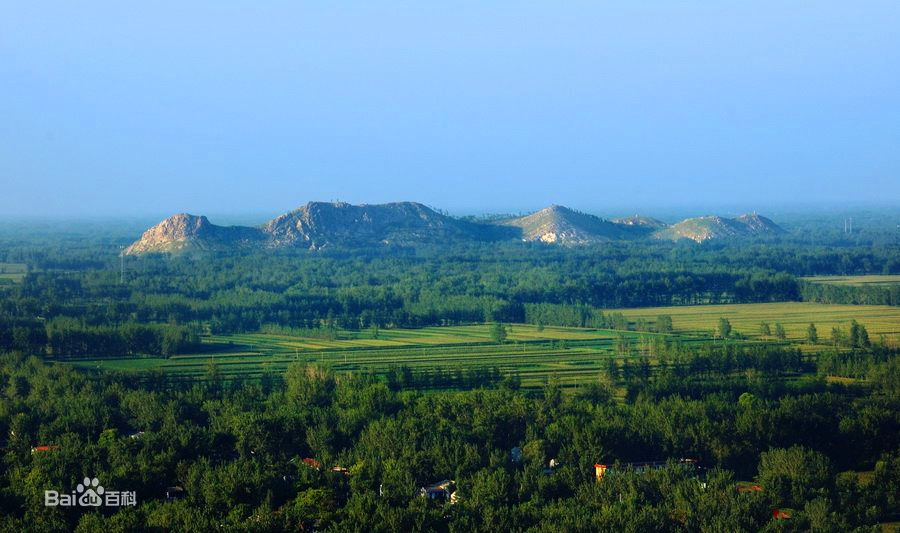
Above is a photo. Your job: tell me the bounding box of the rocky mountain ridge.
[124,202,785,254]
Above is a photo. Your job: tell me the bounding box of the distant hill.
[124,203,784,254]
[612,215,668,231]
[493,205,637,244]
[125,202,514,254]
[123,214,265,254]
[261,201,511,249]
[653,213,784,243]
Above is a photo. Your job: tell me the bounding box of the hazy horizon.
[3,2,899,216]
[1,200,897,228]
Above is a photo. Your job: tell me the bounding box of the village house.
[418,479,457,503]
[30,445,58,454]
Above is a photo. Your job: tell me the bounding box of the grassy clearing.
[0,262,27,283]
[609,302,900,343]
[802,275,900,286]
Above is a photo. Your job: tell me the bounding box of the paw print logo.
[76,477,104,506]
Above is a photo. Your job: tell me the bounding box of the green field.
[802,274,900,286]
[0,262,27,283]
[61,328,763,390]
[65,302,900,390]
[611,302,900,343]
[70,324,713,389]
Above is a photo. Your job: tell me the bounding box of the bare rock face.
[123,202,786,254]
[653,213,784,243]
[123,213,265,254]
[124,214,210,254]
[261,201,505,249]
[124,202,511,254]
[495,205,635,244]
[735,213,783,233]
[612,215,667,230]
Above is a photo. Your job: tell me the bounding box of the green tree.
[285,364,336,407]
[759,322,771,336]
[831,326,845,346]
[757,446,832,508]
[849,320,870,348]
[738,392,761,409]
[205,358,222,396]
[605,357,619,381]
[807,323,818,344]
[98,428,118,447]
[284,489,337,530]
[655,314,673,333]
[490,322,507,343]
[717,318,732,339]
[615,334,631,356]
[858,324,870,347]
[774,323,786,340]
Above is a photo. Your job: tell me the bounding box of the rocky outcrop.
[494,205,634,244]
[261,201,507,249]
[652,213,784,243]
[612,215,667,230]
[123,213,265,254]
[123,203,785,254]
[125,202,513,254]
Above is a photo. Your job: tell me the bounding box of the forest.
[2,237,898,343]
[0,339,897,531]
[0,224,898,531]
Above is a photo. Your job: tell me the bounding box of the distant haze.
[2,2,899,216]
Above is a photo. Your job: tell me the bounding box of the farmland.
[65,302,900,389]
[802,275,900,286]
[0,262,26,284]
[610,302,900,343]
[70,324,671,389]
[3,215,899,531]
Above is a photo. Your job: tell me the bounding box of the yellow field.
[223,324,611,351]
[610,302,900,343]
[802,275,900,286]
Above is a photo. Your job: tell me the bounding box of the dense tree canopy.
[0,220,898,530]
[0,342,897,531]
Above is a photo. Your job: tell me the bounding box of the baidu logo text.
[45,476,137,507]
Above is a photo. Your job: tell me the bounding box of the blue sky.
[1,2,898,217]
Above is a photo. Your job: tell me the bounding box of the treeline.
[522,303,671,331]
[611,343,809,382]
[384,364,511,391]
[0,318,46,354]
[1,238,896,348]
[378,343,811,396]
[6,244,807,334]
[818,345,899,388]
[800,279,900,306]
[0,316,199,358]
